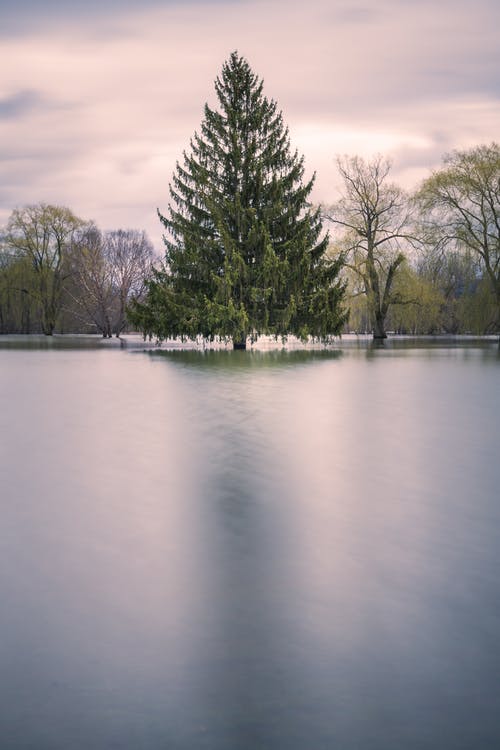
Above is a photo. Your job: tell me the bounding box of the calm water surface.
[1,337,499,749]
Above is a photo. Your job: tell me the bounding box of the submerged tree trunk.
[373,314,387,339]
[495,288,500,345]
[41,310,55,335]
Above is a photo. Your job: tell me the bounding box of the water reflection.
[148,347,343,371]
[0,334,110,349]
[1,341,499,748]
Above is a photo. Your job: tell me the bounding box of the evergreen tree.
[131,51,347,348]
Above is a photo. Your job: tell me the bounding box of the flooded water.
[1,336,499,749]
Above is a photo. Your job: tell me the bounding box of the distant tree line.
[0,203,154,336]
[1,142,497,342]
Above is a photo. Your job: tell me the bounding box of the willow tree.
[416,143,500,334]
[5,204,83,334]
[131,52,347,348]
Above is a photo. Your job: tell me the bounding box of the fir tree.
[131,51,347,348]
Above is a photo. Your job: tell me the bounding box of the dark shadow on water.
[146,347,344,371]
[1,334,498,372]
[381,335,498,349]
[357,336,500,362]
[344,334,497,350]
[0,334,108,350]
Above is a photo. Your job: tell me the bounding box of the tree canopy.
[416,142,500,333]
[130,51,347,348]
[5,204,83,334]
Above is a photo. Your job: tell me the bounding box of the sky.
[1,0,499,251]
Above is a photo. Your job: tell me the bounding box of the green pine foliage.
[131,51,348,347]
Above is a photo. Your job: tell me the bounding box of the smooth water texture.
[1,338,499,749]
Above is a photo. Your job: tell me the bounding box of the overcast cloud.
[1,0,499,250]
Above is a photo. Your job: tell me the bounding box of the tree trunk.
[233,337,247,350]
[41,314,54,335]
[373,314,387,339]
[495,288,500,343]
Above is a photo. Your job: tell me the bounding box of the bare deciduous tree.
[105,229,154,336]
[67,225,116,336]
[325,155,415,339]
[68,227,154,337]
